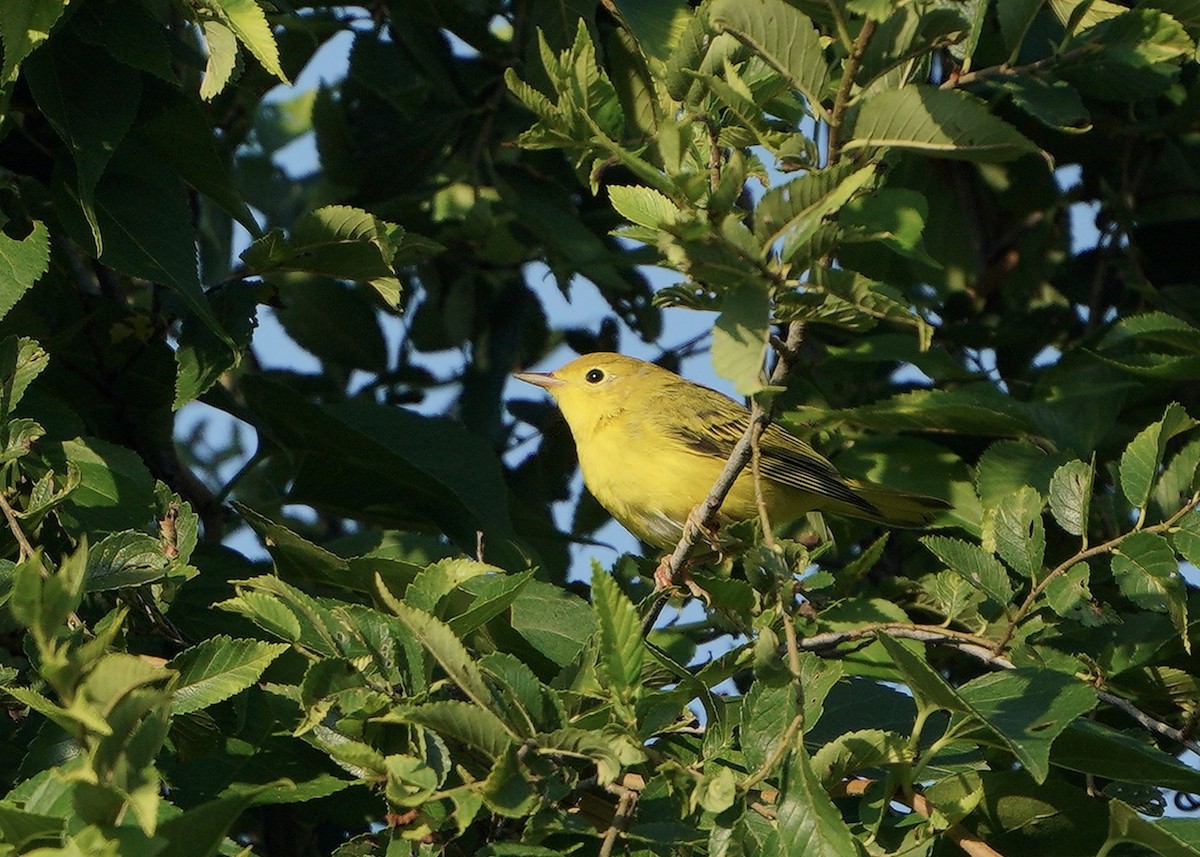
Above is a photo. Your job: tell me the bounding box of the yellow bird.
[515,353,946,587]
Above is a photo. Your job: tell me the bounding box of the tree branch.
[651,15,883,604]
[994,491,1200,653]
[794,622,1200,756]
[0,490,35,561]
[827,19,877,160]
[940,44,1097,90]
[832,780,1003,857]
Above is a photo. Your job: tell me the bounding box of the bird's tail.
[838,479,950,528]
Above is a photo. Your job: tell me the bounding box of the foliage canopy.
[0,0,1199,855]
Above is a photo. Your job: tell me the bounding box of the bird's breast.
[575,413,738,548]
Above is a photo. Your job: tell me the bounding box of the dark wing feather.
[657,381,880,517]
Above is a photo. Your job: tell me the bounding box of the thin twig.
[598,783,638,857]
[941,44,1096,89]
[654,14,878,597]
[994,491,1200,653]
[794,622,1200,756]
[740,712,804,791]
[832,779,1003,857]
[750,420,776,550]
[824,0,853,52]
[1098,690,1200,757]
[780,603,808,737]
[827,19,877,159]
[0,491,35,561]
[0,489,88,633]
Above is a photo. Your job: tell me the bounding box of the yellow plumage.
[515,353,946,550]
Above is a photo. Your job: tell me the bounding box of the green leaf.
[1001,76,1091,132]
[241,205,414,309]
[976,440,1071,509]
[157,784,274,857]
[5,684,110,736]
[1062,9,1195,102]
[210,0,288,83]
[378,588,512,725]
[0,220,49,321]
[591,567,643,704]
[983,485,1045,578]
[138,88,261,235]
[608,184,679,229]
[541,727,627,784]
[238,506,353,591]
[921,535,1015,606]
[693,765,738,814]
[1053,718,1200,792]
[198,18,238,100]
[84,531,170,592]
[610,0,691,60]
[169,636,289,715]
[779,269,932,346]
[71,0,176,82]
[740,681,797,773]
[955,669,1096,783]
[0,0,69,82]
[709,0,830,118]
[1157,439,1200,511]
[0,335,49,419]
[23,30,140,250]
[481,744,537,817]
[447,571,535,637]
[1119,403,1197,508]
[811,729,909,789]
[1049,460,1094,537]
[0,801,62,851]
[88,144,231,347]
[405,557,494,613]
[1102,800,1200,857]
[711,283,770,396]
[757,164,877,262]
[844,86,1038,161]
[844,386,1038,436]
[57,437,156,534]
[510,580,594,668]
[241,377,522,566]
[273,276,389,372]
[385,755,439,807]
[839,188,936,264]
[219,575,345,654]
[877,633,969,715]
[997,0,1047,57]
[1111,531,1190,652]
[173,284,257,408]
[1044,563,1102,625]
[1173,511,1200,569]
[859,6,969,83]
[379,700,515,759]
[773,745,861,857]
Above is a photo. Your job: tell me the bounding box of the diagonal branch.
[647,18,880,621]
[794,622,1200,756]
[0,491,35,561]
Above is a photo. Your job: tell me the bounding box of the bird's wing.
[657,383,879,516]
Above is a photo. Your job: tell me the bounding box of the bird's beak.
[514,371,564,389]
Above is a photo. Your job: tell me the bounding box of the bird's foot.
[685,509,724,558]
[653,555,710,603]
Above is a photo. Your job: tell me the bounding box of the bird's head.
[514,352,658,433]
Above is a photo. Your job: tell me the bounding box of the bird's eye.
[585,368,605,384]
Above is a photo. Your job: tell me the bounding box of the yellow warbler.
[515,353,946,563]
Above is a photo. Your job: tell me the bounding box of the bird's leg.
[686,508,724,559]
[652,510,722,600]
[653,555,709,602]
